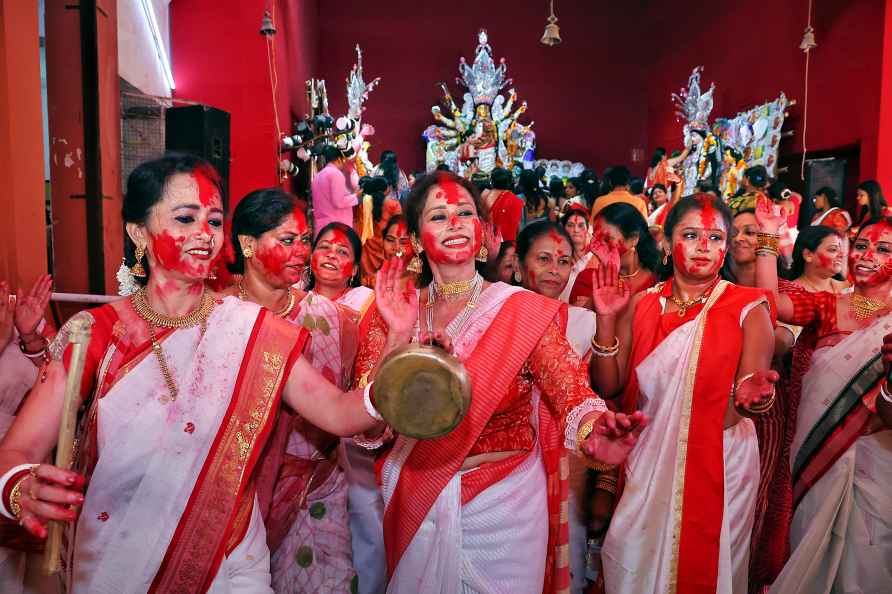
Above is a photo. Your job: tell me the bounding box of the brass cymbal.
[374,343,472,440]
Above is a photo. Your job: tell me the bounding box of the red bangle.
[3,469,30,515]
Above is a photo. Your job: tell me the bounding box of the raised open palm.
[754,195,787,235]
[375,257,418,338]
[14,274,51,337]
[592,262,631,317]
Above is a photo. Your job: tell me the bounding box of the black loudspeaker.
[165,105,231,208]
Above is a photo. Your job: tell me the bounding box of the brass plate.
[374,343,472,439]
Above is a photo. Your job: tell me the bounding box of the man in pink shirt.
[312,145,359,237]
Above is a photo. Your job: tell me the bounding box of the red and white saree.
[52,296,306,593]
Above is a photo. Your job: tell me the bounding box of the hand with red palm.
[580,410,648,465]
[754,195,787,235]
[592,262,631,318]
[733,369,779,408]
[14,274,52,339]
[588,233,621,271]
[375,257,418,342]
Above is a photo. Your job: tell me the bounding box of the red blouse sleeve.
[351,302,389,390]
[527,320,606,448]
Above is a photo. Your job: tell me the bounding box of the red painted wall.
[314,0,649,174]
[876,0,892,190]
[641,0,885,183]
[170,0,887,201]
[170,0,317,205]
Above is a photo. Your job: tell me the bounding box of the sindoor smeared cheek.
[672,241,692,273]
[151,231,203,276]
[310,251,325,277]
[256,243,289,276]
[817,252,835,269]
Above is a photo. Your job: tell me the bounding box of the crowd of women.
[0,149,888,594]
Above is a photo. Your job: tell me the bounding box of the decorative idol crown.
[346,45,381,119]
[457,30,511,106]
[672,66,715,131]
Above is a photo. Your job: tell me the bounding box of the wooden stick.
[44,318,92,575]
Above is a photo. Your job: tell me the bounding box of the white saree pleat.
[71,297,265,593]
[602,311,759,594]
[770,317,892,594]
[209,495,273,594]
[386,447,548,594]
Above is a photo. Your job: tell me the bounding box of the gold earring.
[407,236,424,274]
[513,270,522,283]
[476,245,489,262]
[131,245,147,277]
[662,251,669,266]
[243,246,255,259]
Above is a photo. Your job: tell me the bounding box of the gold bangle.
[577,414,618,471]
[576,416,598,451]
[8,476,28,519]
[755,232,780,253]
[742,390,777,414]
[590,335,620,354]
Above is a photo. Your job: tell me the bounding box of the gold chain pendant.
[131,287,216,401]
[239,279,297,318]
[849,293,887,320]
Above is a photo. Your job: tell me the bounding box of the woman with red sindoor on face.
[590,193,777,594]
[565,203,660,311]
[352,171,645,594]
[752,197,892,594]
[512,220,598,593]
[0,154,413,593]
[223,189,364,593]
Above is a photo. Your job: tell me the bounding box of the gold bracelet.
[8,476,27,519]
[741,390,777,414]
[755,232,780,252]
[576,416,598,451]
[591,335,620,356]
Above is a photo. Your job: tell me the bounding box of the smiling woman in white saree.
[754,199,892,594]
[0,155,412,593]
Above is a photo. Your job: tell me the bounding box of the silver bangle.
[363,382,384,422]
[880,381,892,404]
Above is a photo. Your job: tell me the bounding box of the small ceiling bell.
[260,10,276,37]
[540,0,561,46]
[541,17,561,46]
[799,26,816,52]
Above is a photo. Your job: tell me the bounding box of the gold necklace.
[131,287,216,402]
[618,266,640,290]
[849,293,887,320]
[238,279,297,317]
[669,280,717,317]
[430,276,477,301]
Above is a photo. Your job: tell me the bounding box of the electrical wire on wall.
[799,0,817,180]
[260,4,283,183]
